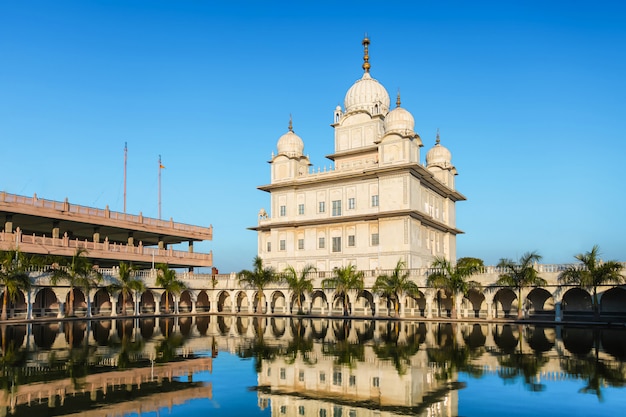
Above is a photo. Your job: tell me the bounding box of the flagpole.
[124,142,127,213]
[158,155,162,220]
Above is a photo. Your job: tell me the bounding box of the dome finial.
[436,128,441,144]
[362,34,371,73]
[288,114,293,132]
[396,89,401,107]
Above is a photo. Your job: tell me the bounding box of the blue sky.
[1,1,625,272]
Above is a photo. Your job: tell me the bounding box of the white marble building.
[253,37,465,273]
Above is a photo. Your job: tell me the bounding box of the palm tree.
[108,262,145,316]
[496,251,546,319]
[238,256,279,314]
[0,249,32,321]
[427,257,481,319]
[156,264,186,313]
[558,245,624,319]
[372,259,419,317]
[283,264,316,314]
[321,264,364,316]
[50,248,102,317]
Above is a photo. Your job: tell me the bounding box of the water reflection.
[1,317,625,416]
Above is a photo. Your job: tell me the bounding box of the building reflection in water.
[1,316,626,416]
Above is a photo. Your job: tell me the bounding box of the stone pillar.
[93,227,100,243]
[111,298,118,317]
[191,300,197,314]
[188,240,194,253]
[26,288,34,320]
[174,296,179,314]
[155,299,161,315]
[57,302,65,318]
[158,236,165,250]
[127,232,134,247]
[4,214,12,233]
[52,221,60,239]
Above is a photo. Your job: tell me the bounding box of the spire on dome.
[396,90,401,107]
[289,114,293,132]
[436,128,441,144]
[362,35,370,73]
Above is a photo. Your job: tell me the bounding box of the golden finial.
[288,114,293,132]
[396,89,401,107]
[436,128,441,144]
[362,34,370,73]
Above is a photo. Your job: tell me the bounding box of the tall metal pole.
[158,154,162,220]
[124,142,127,213]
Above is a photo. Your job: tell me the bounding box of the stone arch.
[179,316,193,336]
[465,289,485,318]
[66,288,87,316]
[218,291,233,313]
[1,324,26,351]
[140,291,156,314]
[160,292,175,313]
[526,326,555,353]
[404,291,426,317]
[33,288,59,317]
[159,317,175,337]
[196,291,210,312]
[433,289,453,318]
[236,316,249,335]
[355,290,374,316]
[196,316,210,335]
[600,287,626,317]
[117,319,135,339]
[93,288,112,316]
[310,291,328,315]
[493,288,517,318]
[562,288,592,318]
[270,291,287,314]
[236,291,249,313]
[0,289,27,319]
[117,291,135,315]
[310,318,328,340]
[527,288,555,319]
[179,290,193,313]
[289,292,307,314]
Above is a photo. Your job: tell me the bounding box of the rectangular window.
[280,240,286,251]
[299,406,305,415]
[280,205,287,216]
[333,406,343,417]
[319,237,325,249]
[371,195,379,207]
[298,239,304,250]
[320,372,326,383]
[319,201,325,213]
[348,235,355,247]
[332,200,342,216]
[333,369,342,386]
[280,368,286,379]
[349,410,356,417]
[267,242,271,252]
[280,405,287,414]
[349,375,356,386]
[371,233,379,246]
[372,377,380,387]
[299,370,305,382]
[332,237,341,253]
[319,410,327,417]
[348,197,355,210]
[298,204,305,215]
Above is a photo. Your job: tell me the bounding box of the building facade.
[253,37,465,273]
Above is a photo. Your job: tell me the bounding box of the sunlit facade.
[252,37,465,272]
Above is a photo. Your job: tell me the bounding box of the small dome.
[426,136,452,168]
[385,106,414,133]
[344,72,390,114]
[276,119,304,157]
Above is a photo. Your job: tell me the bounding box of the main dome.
[344,72,390,114]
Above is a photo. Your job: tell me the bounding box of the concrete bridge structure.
[2,263,626,323]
